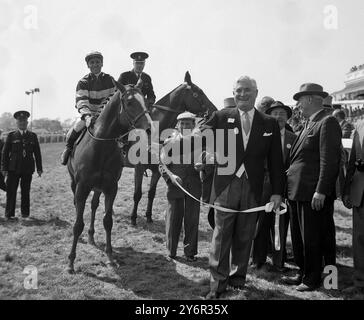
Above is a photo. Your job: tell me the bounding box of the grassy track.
[0,143,362,300]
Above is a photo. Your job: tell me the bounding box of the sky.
[0,0,363,121]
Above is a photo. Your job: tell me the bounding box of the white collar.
[238,107,255,118]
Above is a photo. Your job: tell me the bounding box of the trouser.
[165,194,201,257]
[209,175,258,294]
[353,203,364,288]
[289,198,335,287]
[252,209,290,268]
[5,172,32,217]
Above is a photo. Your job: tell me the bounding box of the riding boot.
[61,129,82,165]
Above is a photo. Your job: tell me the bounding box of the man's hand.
[170,174,182,186]
[37,171,43,178]
[343,194,353,209]
[311,192,326,211]
[1,171,8,179]
[270,194,282,211]
[194,162,205,171]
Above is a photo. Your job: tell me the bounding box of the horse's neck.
[93,92,123,138]
[154,86,185,130]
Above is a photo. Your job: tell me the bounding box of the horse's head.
[180,71,217,118]
[151,72,217,130]
[114,80,152,134]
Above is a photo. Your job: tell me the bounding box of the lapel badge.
[287,144,292,149]
[234,127,239,135]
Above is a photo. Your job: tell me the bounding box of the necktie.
[242,112,251,135]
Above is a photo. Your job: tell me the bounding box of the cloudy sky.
[0,0,363,121]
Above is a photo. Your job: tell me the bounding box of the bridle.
[152,84,209,118]
[87,86,151,141]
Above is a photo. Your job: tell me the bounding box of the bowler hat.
[265,101,292,119]
[85,51,103,64]
[293,83,328,101]
[131,52,149,62]
[14,110,30,120]
[223,97,236,108]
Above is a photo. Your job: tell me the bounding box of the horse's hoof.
[88,238,96,246]
[131,218,137,226]
[66,266,75,274]
[146,217,153,224]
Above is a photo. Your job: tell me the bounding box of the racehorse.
[66,81,151,273]
[128,71,217,225]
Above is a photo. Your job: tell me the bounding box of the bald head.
[257,96,275,113]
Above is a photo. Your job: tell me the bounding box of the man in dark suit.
[284,83,342,291]
[252,101,297,271]
[333,109,355,138]
[343,120,364,294]
[118,52,156,107]
[0,129,6,192]
[202,76,284,299]
[1,111,43,220]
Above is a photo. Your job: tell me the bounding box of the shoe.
[296,283,320,292]
[185,255,197,262]
[167,255,176,261]
[6,216,18,222]
[282,273,303,285]
[342,286,364,295]
[250,262,264,270]
[205,291,221,300]
[229,284,245,290]
[270,265,289,273]
[61,148,72,165]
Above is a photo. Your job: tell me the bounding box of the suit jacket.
[344,120,364,207]
[261,129,297,203]
[0,139,6,190]
[204,107,285,204]
[341,120,355,139]
[160,134,201,200]
[1,131,43,174]
[118,70,156,103]
[287,109,342,201]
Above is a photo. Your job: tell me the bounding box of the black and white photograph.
[0,0,364,307]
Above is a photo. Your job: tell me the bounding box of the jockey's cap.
[131,52,149,62]
[85,51,103,64]
[177,112,196,121]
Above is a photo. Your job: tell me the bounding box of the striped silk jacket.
[75,72,116,116]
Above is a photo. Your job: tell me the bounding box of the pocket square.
[307,134,314,137]
[228,118,235,123]
[263,132,272,137]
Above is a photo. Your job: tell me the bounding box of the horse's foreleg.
[68,184,91,274]
[104,186,117,266]
[88,191,101,246]
[131,165,144,226]
[145,169,161,223]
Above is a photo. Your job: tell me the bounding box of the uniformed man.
[0,129,6,192]
[1,111,43,220]
[159,112,202,262]
[118,52,156,108]
[61,51,117,165]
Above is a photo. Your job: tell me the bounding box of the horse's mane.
[155,83,186,106]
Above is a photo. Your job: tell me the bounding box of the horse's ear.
[136,78,144,90]
[184,71,192,86]
[113,78,126,94]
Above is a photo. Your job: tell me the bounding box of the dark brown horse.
[66,82,151,273]
[128,71,217,225]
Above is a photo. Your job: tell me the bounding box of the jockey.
[118,52,156,108]
[61,51,117,165]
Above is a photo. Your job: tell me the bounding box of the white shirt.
[18,130,27,136]
[280,128,286,156]
[236,108,255,179]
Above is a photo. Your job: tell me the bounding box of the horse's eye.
[193,92,198,98]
